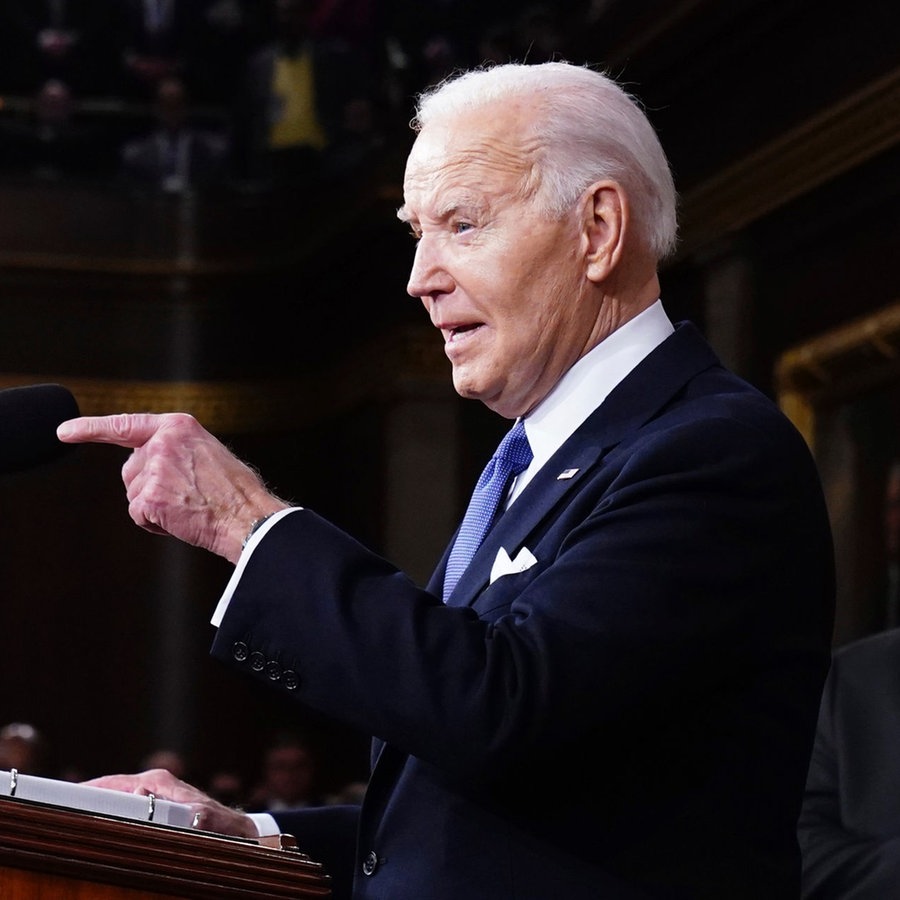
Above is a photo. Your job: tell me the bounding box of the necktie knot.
[490,419,532,477]
[443,420,532,602]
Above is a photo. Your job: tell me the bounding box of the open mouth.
[448,323,483,341]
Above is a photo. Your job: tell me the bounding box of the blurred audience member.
[231,0,377,188]
[0,722,50,776]
[0,79,113,182]
[0,0,118,94]
[191,0,267,106]
[141,747,189,780]
[120,75,231,193]
[206,767,248,808]
[246,733,324,812]
[799,627,900,897]
[326,778,367,806]
[112,0,202,101]
[58,763,89,783]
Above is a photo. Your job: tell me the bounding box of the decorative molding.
[776,299,900,450]
[676,66,900,259]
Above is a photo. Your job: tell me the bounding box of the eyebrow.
[396,194,486,226]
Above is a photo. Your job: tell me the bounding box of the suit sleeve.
[211,403,831,791]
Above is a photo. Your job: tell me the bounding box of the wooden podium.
[0,794,331,898]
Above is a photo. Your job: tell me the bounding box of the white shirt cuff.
[248,811,281,837]
[210,507,302,627]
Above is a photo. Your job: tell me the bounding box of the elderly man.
[59,61,835,899]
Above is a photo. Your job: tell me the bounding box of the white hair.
[411,62,678,262]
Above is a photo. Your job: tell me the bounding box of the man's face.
[400,103,596,418]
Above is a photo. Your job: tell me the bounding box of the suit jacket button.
[249,651,266,672]
[362,850,378,876]
[282,669,299,690]
[265,661,282,681]
[232,642,249,662]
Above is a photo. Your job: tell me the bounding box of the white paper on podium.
[0,768,194,827]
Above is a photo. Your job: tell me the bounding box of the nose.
[406,235,453,301]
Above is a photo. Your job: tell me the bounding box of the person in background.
[230,0,377,187]
[0,78,113,182]
[246,733,323,812]
[0,0,117,95]
[799,626,900,898]
[0,722,50,776]
[119,75,230,194]
[111,0,200,101]
[205,767,247,808]
[141,747,189,781]
[799,462,900,898]
[60,60,835,899]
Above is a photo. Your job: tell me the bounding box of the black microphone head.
[0,383,80,474]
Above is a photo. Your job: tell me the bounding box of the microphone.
[0,383,80,474]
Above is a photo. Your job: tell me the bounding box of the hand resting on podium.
[85,768,261,838]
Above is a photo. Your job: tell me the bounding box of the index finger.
[56,413,165,448]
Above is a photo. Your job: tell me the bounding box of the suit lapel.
[443,446,599,606]
[435,322,721,608]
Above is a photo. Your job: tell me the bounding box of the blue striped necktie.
[443,419,532,602]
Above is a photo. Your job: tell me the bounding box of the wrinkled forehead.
[402,106,540,214]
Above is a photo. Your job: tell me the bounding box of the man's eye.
[455,222,473,234]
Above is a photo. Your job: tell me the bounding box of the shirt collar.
[514,300,674,495]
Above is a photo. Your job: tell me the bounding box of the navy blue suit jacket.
[212,321,835,899]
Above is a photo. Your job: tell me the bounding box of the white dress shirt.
[509,299,674,504]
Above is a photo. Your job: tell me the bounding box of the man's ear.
[581,181,627,283]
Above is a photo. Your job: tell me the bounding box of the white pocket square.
[490,546,538,583]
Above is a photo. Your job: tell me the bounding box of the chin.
[452,369,507,412]
[454,387,483,403]
[451,371,479,400]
